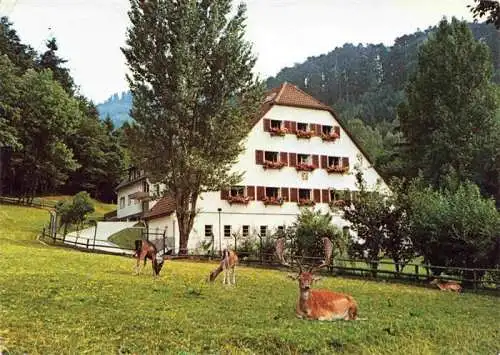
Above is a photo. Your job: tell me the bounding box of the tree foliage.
[0,17,126,201]
[468,0,500,29]
[284,209,346,261]
[398,18,499,200]
[407,178,500,273]
[10,69,81,199]
[56,191,95,235]
[337,166,415,273]
[122,0,264,253]
[37,38,75,95]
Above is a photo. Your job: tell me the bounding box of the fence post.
[258,233,263,264]
[86,238,89,249]
[473,270,477,291]
[415,265,419,281]
[92,220,97,250]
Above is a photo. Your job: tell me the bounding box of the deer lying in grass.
[430,278,462,293]
[276,237,362,321]
[208,249,238,285]
[133,239,172,277]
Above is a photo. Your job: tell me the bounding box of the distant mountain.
[96,91,133,127]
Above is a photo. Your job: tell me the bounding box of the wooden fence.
[39,228,499,292]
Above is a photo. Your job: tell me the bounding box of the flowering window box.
[326,165,349,174]
[263,160,286,169]
[228,195,251,205]
[296,163,316,172]
[321,132,340,141]
[298,199,315,207]
[295,130,314,139]
[263,196,284,206]
[269,126,288,136]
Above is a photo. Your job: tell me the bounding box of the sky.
[0,0,476,104]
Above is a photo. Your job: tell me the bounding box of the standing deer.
[209,248,238,285]
[430,278,462,293]
[276,237,362,321]
[133,239,172,277]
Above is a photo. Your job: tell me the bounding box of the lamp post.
[217,208,222,255]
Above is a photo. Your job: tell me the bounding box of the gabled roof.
[144,196,176,220]
[255,82,375,165]
[266,82,331,111]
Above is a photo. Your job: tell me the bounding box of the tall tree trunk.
[175,190,198,255]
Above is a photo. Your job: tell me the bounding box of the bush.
[286,209,345,263]
[407,179,500,275]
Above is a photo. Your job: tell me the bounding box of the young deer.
[430,278,462,293]
[209,249,238,285]
[133,239,172,277]
[277,237,361,321]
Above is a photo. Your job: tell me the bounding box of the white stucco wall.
[143,105,389,253]
[116,179,160,219]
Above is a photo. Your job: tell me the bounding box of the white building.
[113,82,388,253]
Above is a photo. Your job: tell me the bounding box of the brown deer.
[430,278,462,293]
[133,239,172,277]
[209,249,239,285]
[276,237,362,321]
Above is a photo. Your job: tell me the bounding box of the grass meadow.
[0,203,499,354]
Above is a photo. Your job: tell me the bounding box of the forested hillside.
[98,23,500,128]
[0,17,127,202]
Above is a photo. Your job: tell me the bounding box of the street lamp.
[217,208,222,255]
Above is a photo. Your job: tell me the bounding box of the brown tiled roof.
[272,82,331,111]
[254,82,375,165]
[144,196,176,220]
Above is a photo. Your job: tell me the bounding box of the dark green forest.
[0,17,127,202]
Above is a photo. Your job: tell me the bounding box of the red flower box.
[263,160,286,169]
[298,199,315,207]
[321,132,340,141]
[263,196,284,206]
[326,165,349,174]
[269,127,288,136]
[296,163,316,172]
[228,195,250,205]
[295,130,314,139]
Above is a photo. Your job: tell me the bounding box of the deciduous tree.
[122,0,264,254]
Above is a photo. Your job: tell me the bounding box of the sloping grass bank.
[0,204,499,354]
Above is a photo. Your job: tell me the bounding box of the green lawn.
[0,204,499,354]
[108,227,144,249]
[36,195,116,219]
